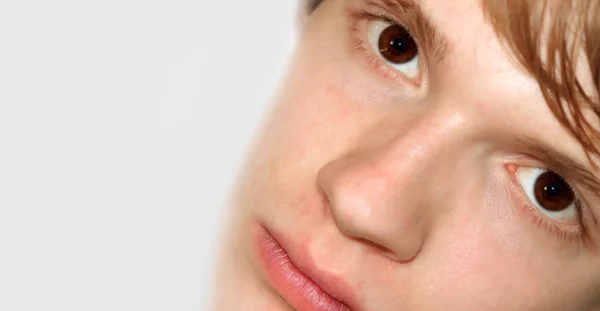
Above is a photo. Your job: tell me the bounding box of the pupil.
[392,38,407,53]
[544,184,561,197]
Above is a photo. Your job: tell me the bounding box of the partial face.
[212,0,600,310]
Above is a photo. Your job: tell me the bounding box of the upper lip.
[264,225,361,311]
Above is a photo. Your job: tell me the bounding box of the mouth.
[253,223,354,311]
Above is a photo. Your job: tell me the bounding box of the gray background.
[0,1,298,310]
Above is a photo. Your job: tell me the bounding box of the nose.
[317,110,467,262]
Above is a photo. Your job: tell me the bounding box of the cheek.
[484,168,529,256]
[262,78,366,177]
[417,172,588,310]
[243,73,368,216]
[294,83,355,155]
[422,213,539,309]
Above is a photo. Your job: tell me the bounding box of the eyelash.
[347,7,423,85]
[507,166,593,246]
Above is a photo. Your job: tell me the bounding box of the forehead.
[419,0,518,78]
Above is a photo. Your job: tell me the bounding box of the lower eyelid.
[537,204,577,223]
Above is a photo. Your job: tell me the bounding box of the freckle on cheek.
[294,147,307,159]
[337,106,353,120]
[299,205,311,218]
[290,195,306,206]
[300,238,313,259]
[324,83,340,97]
[290,195,310,215]
[323,83,349,108]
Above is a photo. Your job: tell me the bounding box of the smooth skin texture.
[212,0,600,310]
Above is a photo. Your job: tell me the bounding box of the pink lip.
[254,224,355,311]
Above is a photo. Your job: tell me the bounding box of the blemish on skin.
[299,205,311,218]
[267,161,278,179]
[290,195,309,212]
[324,82,357,111]
[337,106,354,121]
[323,82,348,107]
[294,146,308,160]
[324,83,339,96]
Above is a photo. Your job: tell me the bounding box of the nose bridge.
[382,110,465,167]
[318,109,466,261]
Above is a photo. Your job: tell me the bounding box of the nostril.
[351,237,421,264]
[395,247,421,264]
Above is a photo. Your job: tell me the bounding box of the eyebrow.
[368,0,449,64]
[517,137,600,222]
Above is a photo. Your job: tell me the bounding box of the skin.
[211,0,600,310]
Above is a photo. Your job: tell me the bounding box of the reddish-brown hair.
[483,0,600,167]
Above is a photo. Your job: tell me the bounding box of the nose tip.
[317,156,425,262]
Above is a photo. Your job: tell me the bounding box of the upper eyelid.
[350,8,422,56]
[363,11,423,53]
[514,138,600,203]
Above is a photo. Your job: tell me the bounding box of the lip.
[253,223,356,311]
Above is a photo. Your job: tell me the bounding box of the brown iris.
[378,25,418,63]
[534,171,574,212]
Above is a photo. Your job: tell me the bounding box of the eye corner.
[505,163,518,175]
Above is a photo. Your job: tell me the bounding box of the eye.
[515,167,577,223]
[368,20,420,80]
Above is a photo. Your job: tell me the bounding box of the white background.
[0,1,298,310]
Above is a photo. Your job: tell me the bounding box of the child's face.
[213,0,600,310]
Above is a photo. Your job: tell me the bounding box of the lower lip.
[254,225,351,311]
